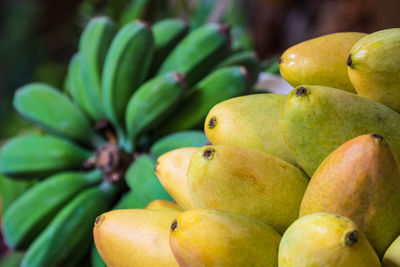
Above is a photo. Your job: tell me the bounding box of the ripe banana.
[150,130,209,157]
[90,190,145,267]
[0,135,92,178]
[126,154,172,204]
[157,23,231,86]
[148,19,188,76]
[79,16,118,122]
[102,20,154,137]
[14,83,96,146]
[125,72,187,151]
[158,66,248,135]
[215,50,260,86]
[2,170,102,249]
[21,181,119,267]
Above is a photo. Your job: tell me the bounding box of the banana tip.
[295,86,308,97]
[94,215,105,227]
[344,230,358,247]
[347,54,353,68]
[173,72,188,88]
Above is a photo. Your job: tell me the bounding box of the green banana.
[91,245,106,267]
[157,23,231,86]
[0,135,92,178]
[13,83,96,145]
[148,19,188,76]
[215,50,260,86]
[126,154,172,204]
[0,251,25,267]
[0,174,36,214]
[64,53,92,117]
[2,170,102,250]
[150,130,209,157]
[90,191,144,267]
[102,20,154,136]
[125,72,187,151]
[119,0,150,26]
[158,66,248,135]
[21,182,119,267]
[113,191,145,209]
[79,16,118,121]
[189,0,217,29]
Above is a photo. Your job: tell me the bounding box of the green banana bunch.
[3,170,102,250]
[0,14,258,266]
[21,182,119,267]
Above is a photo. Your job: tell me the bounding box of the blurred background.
[1,0,400,140]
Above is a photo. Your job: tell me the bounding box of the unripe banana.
[148,19,188,76]
[150,130,208,157]
[2,170,102,249]
[0,135,92,178]
[215,50,260,86]
[125,72,187,151]
[79,16,118,121]
[64,53,93,118]
[14,83,96,146]
[102,20,154,136]
[126,154,172,204]
[157,23,231,86]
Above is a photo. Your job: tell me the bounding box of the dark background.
[0,0,399,139]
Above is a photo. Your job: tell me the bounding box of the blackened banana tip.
[347,54,353,68]
[295,86,308,97]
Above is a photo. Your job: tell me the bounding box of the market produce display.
[0,15,258,266]
[94,28,400,267]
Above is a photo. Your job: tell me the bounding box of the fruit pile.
[0,16,259,266]
[94,29,400,266]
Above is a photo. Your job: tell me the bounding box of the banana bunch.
[0,15,257,266]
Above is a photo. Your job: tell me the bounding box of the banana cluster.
[94,29,400,267]
[0,16,259,266]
